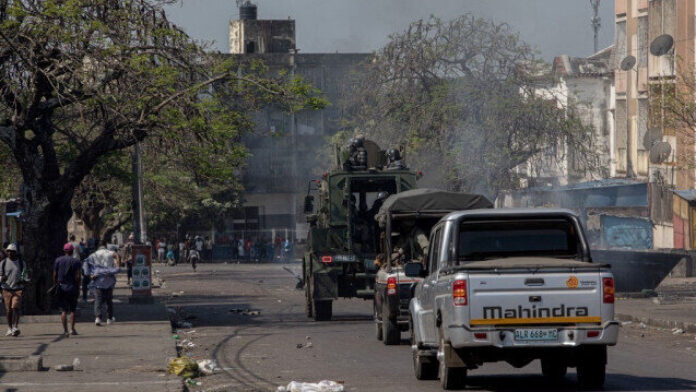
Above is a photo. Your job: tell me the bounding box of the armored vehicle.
[303,139,418,321]
[373,189,492,344]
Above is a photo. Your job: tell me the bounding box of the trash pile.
[277,380,344,392]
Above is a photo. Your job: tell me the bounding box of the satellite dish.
[620,55,636,71]
[649,141,672,164]
[650,34,674,57]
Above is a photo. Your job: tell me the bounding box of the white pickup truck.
[407,209,618,390]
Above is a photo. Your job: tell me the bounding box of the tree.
[0,0,321,312]
[343,15,598,197]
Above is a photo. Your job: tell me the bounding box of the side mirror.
[404,262,424,278]
[304,195,314,214]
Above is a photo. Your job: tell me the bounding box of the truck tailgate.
[468,271,602,326]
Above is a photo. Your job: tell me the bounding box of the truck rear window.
[457,219,579,261]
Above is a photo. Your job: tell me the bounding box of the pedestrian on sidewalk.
[0,243,29,337]
[125,233,135,286]
[187,248,200,271]
[204,236,212,262]
[157,238,166,262]
[54,243,81,337]
[84,241,120,326]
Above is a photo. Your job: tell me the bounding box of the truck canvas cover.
[376,188,492,222]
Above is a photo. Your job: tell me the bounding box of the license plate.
[514,329,558,341]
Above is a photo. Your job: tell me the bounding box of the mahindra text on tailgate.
[468,272,604,327]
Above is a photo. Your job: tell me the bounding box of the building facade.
[227,3,369,241]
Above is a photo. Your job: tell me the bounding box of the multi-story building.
[613,0,692,187]
[227,2,369,241]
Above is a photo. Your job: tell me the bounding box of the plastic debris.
[185,378,202,386]
[172,334,180,339]
[620,321,632,326]
[197,359,220,375]
[178,339,196,349]
[72,358,80,370]
[172,291,185,297]
[277,380,344,392]
[54,364,74,371]
[639,322,647,329]
[167,357,199,379]
[672,328,685,335]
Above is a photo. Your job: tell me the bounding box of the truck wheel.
[374,304,383,341]
[541,358,567,380]
[313,300,332,321]
[577,346,607,389]
[382,304,400,345]
[413,349,437,380]
[438,331,467,390]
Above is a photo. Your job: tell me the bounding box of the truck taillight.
[453,279,467,306]
[603,277,615,303]
[321,255,333,263]
[387,277,397,295]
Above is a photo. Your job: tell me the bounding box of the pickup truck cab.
[408,208,618,390]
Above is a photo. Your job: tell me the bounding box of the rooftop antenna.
[590,0,601,54]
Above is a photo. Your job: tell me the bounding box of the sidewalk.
[0,274,181,392]
[616,276,696,333]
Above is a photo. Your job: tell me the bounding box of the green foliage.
[342,15,599,197]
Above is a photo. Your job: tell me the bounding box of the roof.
[525,178,646,193]
[552,55,612,78]
[376,189,492,218]
[443,208,579,222]
[674,190,696,202]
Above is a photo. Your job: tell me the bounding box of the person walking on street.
[69,234,82,261]
[237,238,245,261]
[187,248,200,271]
[0,244,29,337]
[54,243,81,337]
[84,241,120,326]
[178,240,186,264]
[125,234,135,287]
[157,238,166,262]
[204,236,212,262]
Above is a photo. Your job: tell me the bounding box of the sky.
[164,0,615,61]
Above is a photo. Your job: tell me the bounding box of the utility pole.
[590,0,601,53]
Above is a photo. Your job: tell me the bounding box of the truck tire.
[313,300,332,321]
[438,330,467,390]
[382,304,400,345]
[541,358,567,380]
[576,346,606,389]
[413,349,437,380]
[374,304,383,341]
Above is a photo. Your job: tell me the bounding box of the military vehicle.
[303,138,419,321]
[373,189,492,344]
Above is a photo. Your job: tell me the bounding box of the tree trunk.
[21,184,73,314]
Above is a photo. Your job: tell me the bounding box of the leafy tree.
[343,15,598,197]
[0,0,321,312]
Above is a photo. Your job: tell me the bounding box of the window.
[457,219,579,261]
[428,227,441,273]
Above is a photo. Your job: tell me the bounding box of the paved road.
[160,263,696,392]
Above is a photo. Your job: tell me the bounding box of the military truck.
[303,138,418,321]
[373,189,493,344]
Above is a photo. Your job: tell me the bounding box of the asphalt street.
[160,263,696,392]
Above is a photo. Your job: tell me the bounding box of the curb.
[616,313,696,333]
[0,355,42,371]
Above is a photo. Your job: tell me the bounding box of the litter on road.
[197,359,220,375]
[277,380,344,392]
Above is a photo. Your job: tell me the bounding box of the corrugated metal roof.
[528,179,646,193]
[674,189,696,202]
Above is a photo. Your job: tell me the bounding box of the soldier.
[391,221,429,266]
[385,148,406,170]
[344,136,368,170]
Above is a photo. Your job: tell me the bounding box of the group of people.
[230,235,292,263]
[0,235,122,339]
